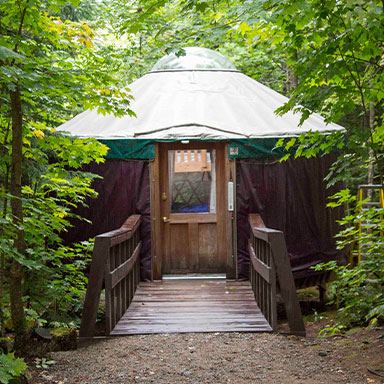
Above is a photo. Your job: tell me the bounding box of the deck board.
[110,279,272,335]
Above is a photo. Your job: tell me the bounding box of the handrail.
[80,215,142,337]
[350,185,384,266]
[249,214,306,336]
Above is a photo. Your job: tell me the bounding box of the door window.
[169,149,216,213]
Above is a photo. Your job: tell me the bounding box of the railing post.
[248,214,305,336]
[104,251,113,335]
[270,249,277,331]
[269,232,305,336]
[79,237,110,338]
[80,215,142,338]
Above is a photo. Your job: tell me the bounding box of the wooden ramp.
[110,279,272,335]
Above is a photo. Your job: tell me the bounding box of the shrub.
[0,353,27,384]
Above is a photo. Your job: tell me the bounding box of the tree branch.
[13,0,30,54]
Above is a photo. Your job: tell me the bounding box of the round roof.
[151,47,237,71]
[57,70,344,140]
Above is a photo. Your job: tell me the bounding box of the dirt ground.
[29,321,384,384]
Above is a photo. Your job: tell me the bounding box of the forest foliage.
[0,0,134,357]
[0,0,383,369]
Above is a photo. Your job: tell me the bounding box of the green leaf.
[285,137,296,150]
[0,371,12,384]
[0,46,24,61]
[0,353,27,383]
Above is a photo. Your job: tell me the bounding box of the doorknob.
[163,216,171,223]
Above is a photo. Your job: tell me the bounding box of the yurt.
[59,47,345,283]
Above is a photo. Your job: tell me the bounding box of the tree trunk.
[9,88,26,336]
[291,51,298,89]
[286,51,298,92]
[0,252,4,338]
[0,164,9,337]
[0,120,11,338]
[286,68,291,92]
[367,101,375,200]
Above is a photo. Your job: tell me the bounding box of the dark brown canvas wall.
[62,160,152,281]
[236,155,344,280]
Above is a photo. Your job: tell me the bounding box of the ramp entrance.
[111,279,272,335]
[80,214,306,338]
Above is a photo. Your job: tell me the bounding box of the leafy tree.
[0,0,134,350]
[236,0,384,177]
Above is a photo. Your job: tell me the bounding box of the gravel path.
[30,329,384,384]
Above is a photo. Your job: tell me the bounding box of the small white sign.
[229,147,239,156]
[228,181,234,211]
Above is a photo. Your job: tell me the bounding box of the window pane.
[169,149,216,213]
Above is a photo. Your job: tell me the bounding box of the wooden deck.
[110,279,272,335]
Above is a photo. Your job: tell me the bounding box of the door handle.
[163,216,171,223]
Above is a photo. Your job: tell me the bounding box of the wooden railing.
[79,215,142,337]
[248,215,277,330]
[249,214,306,336]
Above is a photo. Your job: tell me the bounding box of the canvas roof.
[57,47,344,140]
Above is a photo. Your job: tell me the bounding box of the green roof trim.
[228,138,288,159]
[99,137,293,160]
[100,139,156,160]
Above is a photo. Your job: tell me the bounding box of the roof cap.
[151,47,237,71]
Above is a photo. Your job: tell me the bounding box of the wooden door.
[157,142,228,275]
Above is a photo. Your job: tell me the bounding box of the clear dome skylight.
[151,47,237,71]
